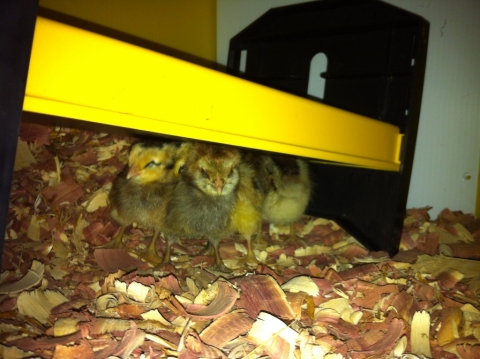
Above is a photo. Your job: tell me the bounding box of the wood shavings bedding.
[1,122,480,358]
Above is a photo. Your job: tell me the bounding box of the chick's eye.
[145,161,159,169]
[227,168,235,178]
[201,168,210,179]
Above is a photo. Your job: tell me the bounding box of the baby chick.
[103,141,179,265]
[163,141,241,272]
[159,141,192,264]
[261,155,312,243]
[228,153,266,266]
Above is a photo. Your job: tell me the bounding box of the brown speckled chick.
[103,141,179,265]
[261,155,312,242]
[163,141,241,272]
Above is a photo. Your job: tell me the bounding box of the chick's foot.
[254,230,269,251]
[137,231,163,265]
[95,227,126,249]
[238,237,260,268]
[198,240,214,256]
[284,222,306,246]
[210,239,232,273]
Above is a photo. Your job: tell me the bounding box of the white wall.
[217,0,480,218]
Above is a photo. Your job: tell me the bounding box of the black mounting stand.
[227,0,429,256]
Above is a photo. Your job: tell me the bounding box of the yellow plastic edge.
[24,17,402,172]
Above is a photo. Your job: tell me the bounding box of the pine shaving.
[91,318,132,335]
[186,277,199,295]
[390,335,407,357]
[118,323,146,358]
[452,223,475,242]
[53,317,81,337]
[410,311,432,357]
[14,140,37,171]
[81,184,110,212]
[437,307,462,346]
[282,276,319,296]
[115,280,153,303]
[0,260,45,294]
[53,155,61,185]
[297,329,331,358]
[0,344,33,359]
[295,245,331,257]
[145,333,178,350]
[47,263,69,280]
[141,309,172,326]
[276,253,295,267]
[27,214,40,242]
[17,289,69,325]
[316,298,362,325]
[246,312,298,358]
[413,254,480,278]
[235,242,248,255]
[194,282,219,305]
[324,355,345,359]
[461,304,480,340]
[96,293,119,312]
[96,140,129,161]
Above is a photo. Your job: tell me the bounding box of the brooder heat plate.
[23,17,402,172]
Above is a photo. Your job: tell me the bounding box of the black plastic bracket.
[227,0,429,256]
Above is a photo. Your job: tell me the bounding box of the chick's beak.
[127,165,139,179]
[214,178,224,195]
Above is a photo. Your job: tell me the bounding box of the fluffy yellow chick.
[228,153,266,266]
[260,155,312,242]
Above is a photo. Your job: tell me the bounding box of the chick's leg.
[151,236,176,270]
[161,236,174,265]
[289,222,297,242]
[210,238,231,273]
[200,240,214,256]
[286,221,305,245]
[239,234,260,267]
[138,230,163,265]
[96,225,126,249]
[255,221,265,245]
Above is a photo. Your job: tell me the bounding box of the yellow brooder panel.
[24,17,402,171]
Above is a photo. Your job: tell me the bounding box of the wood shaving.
[0,260,45,294]
[410,311,432,358]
